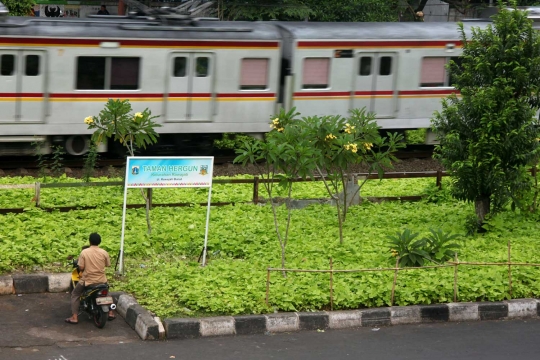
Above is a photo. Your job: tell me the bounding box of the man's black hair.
[89,233,101,246]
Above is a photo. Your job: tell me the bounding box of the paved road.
[2,293,540,360]
[0,292,138,350]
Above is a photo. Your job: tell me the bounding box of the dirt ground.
[0,158,445,179]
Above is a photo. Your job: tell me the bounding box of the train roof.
[276,21,493,40]
[0,16,283,41]
[2,16,539,42]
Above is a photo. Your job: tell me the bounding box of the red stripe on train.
[294,90,460,97]
[2,92,277,99]
[218,93,276,98]
[49,93,163,98]
[399,90,460,95]
[0,92,43,97]
[355,91,393,96]
[294,91,350,97]
[0,37,280,48]
[298,40,463,48]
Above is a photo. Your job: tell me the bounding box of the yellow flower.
[363,142,373,150]
[84,116,94,125]
[134,112,143,121]
[272,118,280,124]
[344,143,357,153]
[344,123,356,134]
[278,127,284,132]
[325,134,336,141]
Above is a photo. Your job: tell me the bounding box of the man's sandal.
[65,318,78,324]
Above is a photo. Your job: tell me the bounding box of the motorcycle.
[70,258,116,329]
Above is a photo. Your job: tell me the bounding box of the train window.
[240,58,268,90]
[379,56,392,76]
[173,57,187,77]
[420,57,461,87]
[25,55,40,76]
[76,57,140,90]
[359,57,372,76]
[77,57,106,90]
[196,57,209,77]
[420,57,446,87]
[111,57,140,90]
[1,55,15,76]
[302,58,330,89]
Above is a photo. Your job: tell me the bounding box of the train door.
[353,52,397,118]
[189,52,214,121]
[0,51,17,122]
[166,52,215,122]
[167,54,189,121]
[19,51,47,122]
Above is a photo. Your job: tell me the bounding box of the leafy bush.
[424,228,460,263]
[386,229,429,267]
[387,228,461,266]
[404,129,426,144]
[214,133,256,150]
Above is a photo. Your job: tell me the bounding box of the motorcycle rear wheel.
[93,307,108,329]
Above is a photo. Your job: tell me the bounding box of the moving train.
[0,10,494,156]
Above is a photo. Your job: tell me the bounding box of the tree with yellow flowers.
[85,99,161,234]
[301,108,404,244]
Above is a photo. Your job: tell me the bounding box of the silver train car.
[0,14,491,156]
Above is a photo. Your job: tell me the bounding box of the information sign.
[119,156,214,273]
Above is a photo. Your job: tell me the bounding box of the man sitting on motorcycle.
[65,233,116,324]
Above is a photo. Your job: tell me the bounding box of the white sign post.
[118,156,214,274]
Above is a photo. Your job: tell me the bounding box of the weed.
[82,143,99,182]
[50,145,65,178]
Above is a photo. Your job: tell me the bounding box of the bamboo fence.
[265,241,540,310]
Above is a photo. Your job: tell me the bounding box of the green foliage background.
[3,0,34,16]
[1,176,540,318]
[218,0,402,21]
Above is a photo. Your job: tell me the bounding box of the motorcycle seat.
[84,283,108,290]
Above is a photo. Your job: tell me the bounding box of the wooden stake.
[330,258,334,311]
[35,182,41,207]
[508,241,512,298]
[453,253,458,302]
[266,268,270,306]
[391,257,399,306]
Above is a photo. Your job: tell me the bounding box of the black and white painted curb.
[0,273,71,294]
[116,293,166,340]
[163,298,540,340]
[2,273,540,341]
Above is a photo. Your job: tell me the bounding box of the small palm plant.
[386,229,430,267]
[424,228,460,263]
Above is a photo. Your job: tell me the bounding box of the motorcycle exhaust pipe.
[110,304,117,310]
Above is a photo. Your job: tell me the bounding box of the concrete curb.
[117,294,165,340]
[163,299,540,340]
[0,275,14,295]
[0,273,72,294]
